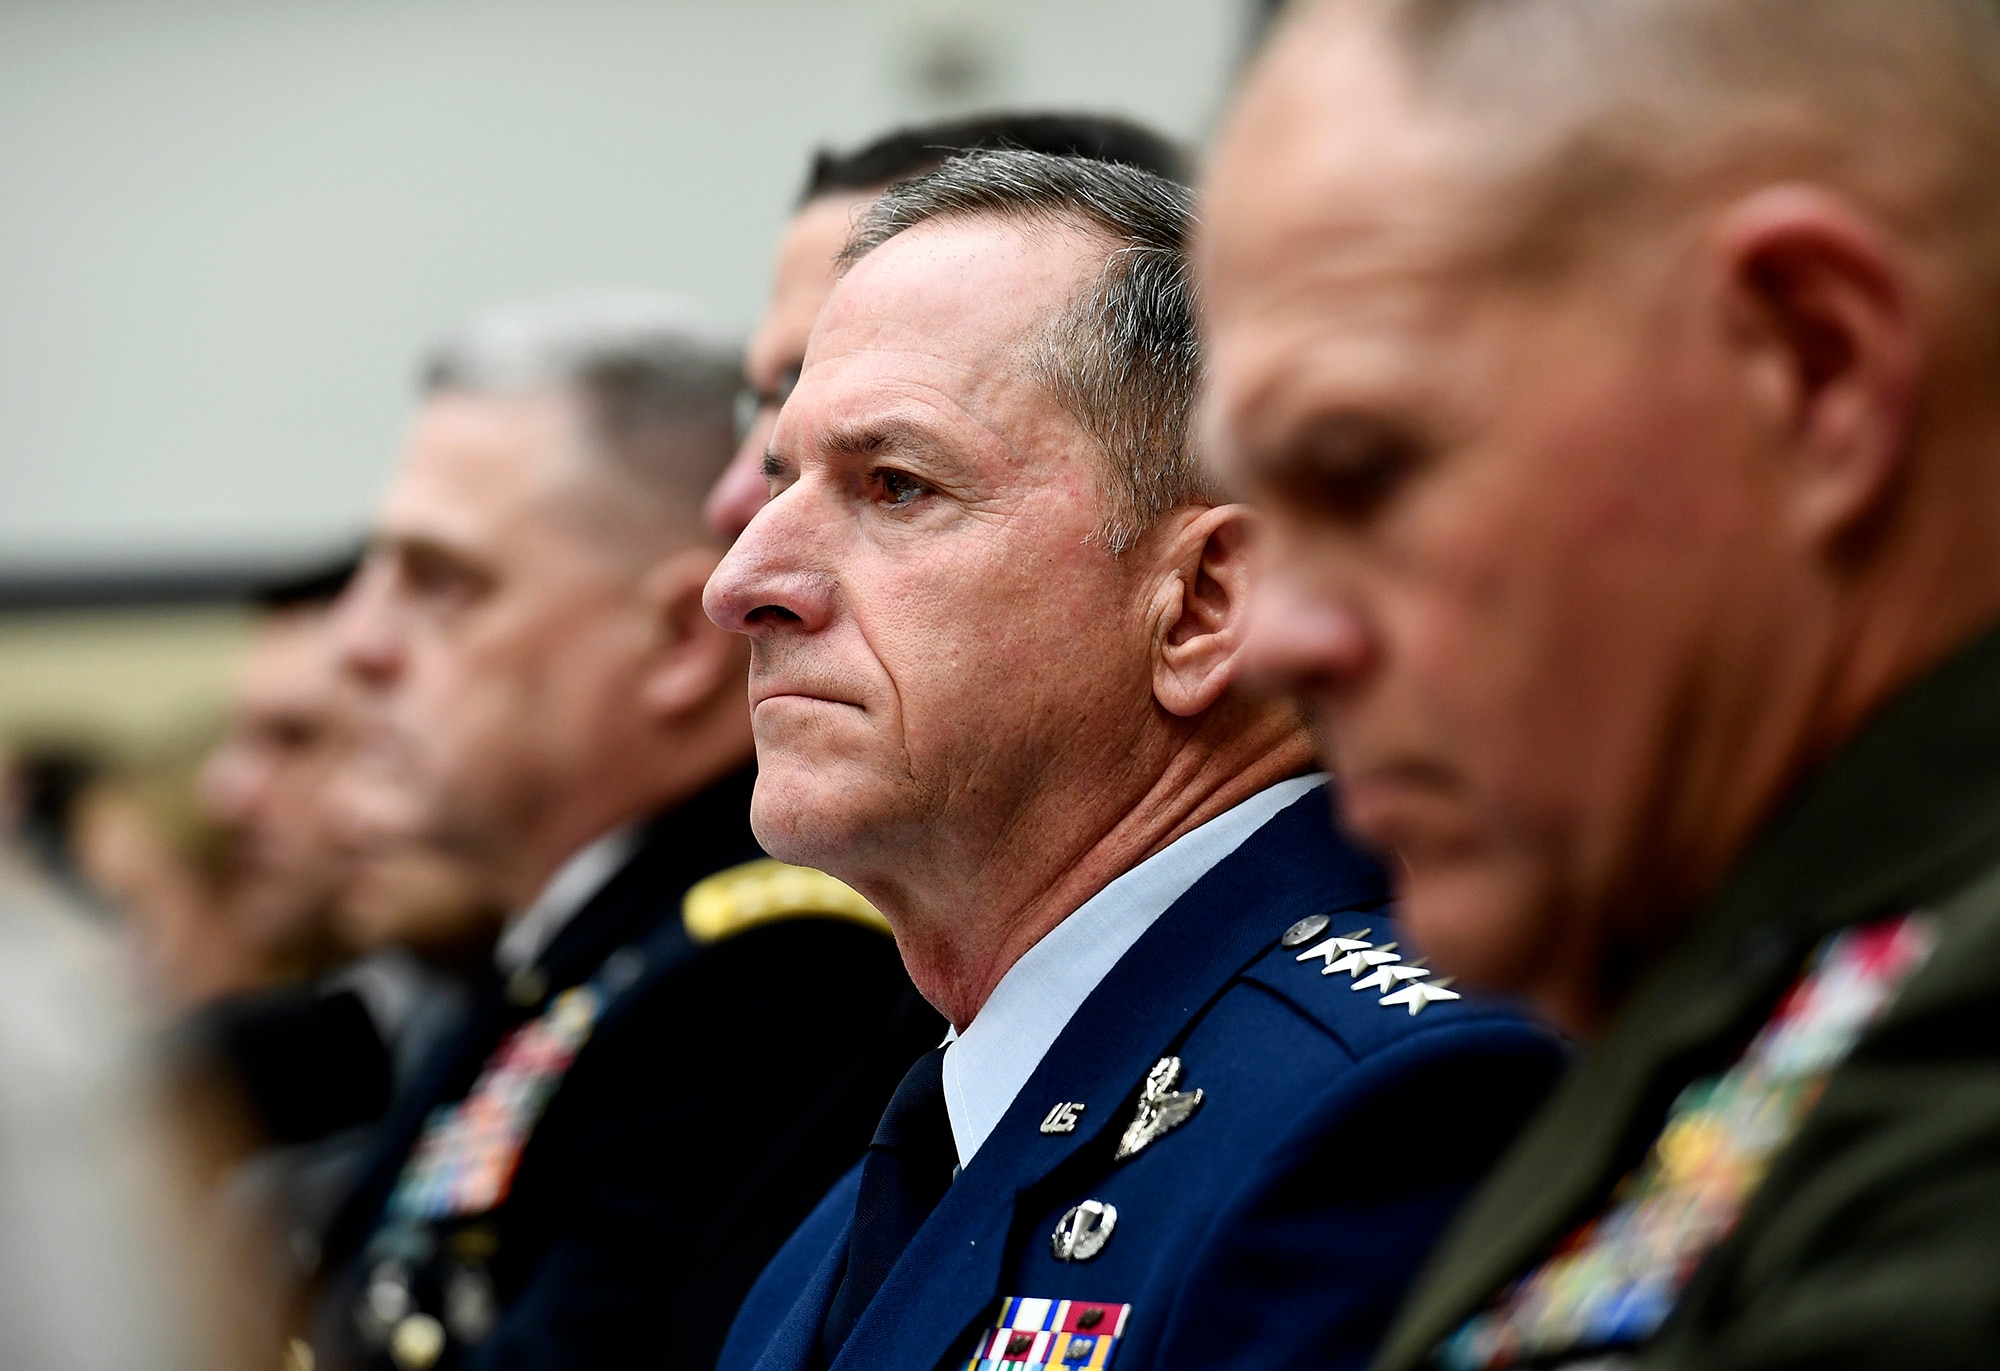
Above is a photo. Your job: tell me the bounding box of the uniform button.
[390,1314,447,1371]
[505,967,548,1007]
[1281,913,1331,948]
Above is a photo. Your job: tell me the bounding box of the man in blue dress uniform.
[703,152,1566,1371]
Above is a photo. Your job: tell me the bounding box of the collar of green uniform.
[1694,614,2000,955]
[1373,615,2000,1371]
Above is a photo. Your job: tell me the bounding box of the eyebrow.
[819,419,916,461]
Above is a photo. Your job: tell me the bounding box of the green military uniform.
[1376,624,2000,1371]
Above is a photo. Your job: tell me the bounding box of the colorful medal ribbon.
[385,981,607,1223]
[966,1297,1131,1370]
[1440,912,1936,1371]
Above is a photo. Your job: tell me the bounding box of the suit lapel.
[832,787,1386,1371]
[751,1227,854,1371]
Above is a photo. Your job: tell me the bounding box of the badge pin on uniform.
[1115,1056,1203,1161]
[1050,1199,1118,1261]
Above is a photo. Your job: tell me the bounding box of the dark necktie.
[820,1044,955,1363]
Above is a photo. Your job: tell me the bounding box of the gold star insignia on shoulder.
[1379,977,1461,1015]
[1115,1056,1204,1161]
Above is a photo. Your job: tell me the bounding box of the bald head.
[1301,0,2000,292]
[1204,0,2000,1028]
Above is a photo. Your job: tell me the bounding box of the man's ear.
[1148,504,1259,719]
[1714,186,1923,549]
[637,546,746,722]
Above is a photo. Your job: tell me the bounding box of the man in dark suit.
[702,151,1565,1371]
[1199,3,2000,1368]
[309,293,939,1371]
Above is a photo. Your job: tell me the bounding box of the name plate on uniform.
[965,1297,1130,1369]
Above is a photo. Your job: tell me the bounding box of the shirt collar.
[494,823,643,975]
[940,773,1328,1169]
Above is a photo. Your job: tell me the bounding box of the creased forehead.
[810,215,1104,373]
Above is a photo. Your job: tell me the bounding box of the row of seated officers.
[188,3,2000,1369]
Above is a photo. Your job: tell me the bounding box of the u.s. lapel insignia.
[1115,1056,1203,1161]
[966,1297,1131,1370]
[1380,977,1461,1015]
[1039,1101,1086,1135]
[1050,1199,1118,1261]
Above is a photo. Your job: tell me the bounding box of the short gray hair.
[1367,0,2000,284]
[421,292,741,538]
[840,149,1221,553]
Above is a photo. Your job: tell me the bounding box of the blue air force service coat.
[719,786,1569,1371]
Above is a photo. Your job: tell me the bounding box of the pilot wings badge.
[1115,1056,1204,1162]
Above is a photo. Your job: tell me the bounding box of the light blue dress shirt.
[941,773,1329,1168]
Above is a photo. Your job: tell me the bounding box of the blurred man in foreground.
[704,112,1190,542]
[313,295,928,1371]
[707,151,1563,1371]
[0,829,211,1371]
[1201,2,2000,1367]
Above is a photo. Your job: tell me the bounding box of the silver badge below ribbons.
[1051,1200,1118,1261]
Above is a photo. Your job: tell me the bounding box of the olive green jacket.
[1375,624,2000,1371]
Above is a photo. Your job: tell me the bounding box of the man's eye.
[1283,416,1425,522]
[875,469,930,506]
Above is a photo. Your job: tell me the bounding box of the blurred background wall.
[0,0,1258,764]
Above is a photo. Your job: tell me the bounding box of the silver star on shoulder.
[1293,928,1374,970]
[1352,961,1430,994]
[1324,942,1401,978]
[1115,1056,1204,1162]
[1379,978,1461,1015]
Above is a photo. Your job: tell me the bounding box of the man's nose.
[197,744,260,828]
[1240,560,1379,698]
[333,560,406,686]
[702,487,837,637]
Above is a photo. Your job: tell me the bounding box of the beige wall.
[0,0,1245,574]
[0,611,248,760]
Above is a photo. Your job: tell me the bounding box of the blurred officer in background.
[198,561,368,991]
[173,559,500,1347]
[1201,2,2000,1368]
[706,150,1564,1371]
[313,294,930,1371]
[703,111,1191,542]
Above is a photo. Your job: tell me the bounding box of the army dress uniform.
[306,767,942,1371]
[719,779,1568,1371]
[1372,625,2000,1371]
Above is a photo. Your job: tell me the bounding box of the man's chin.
[747,761,876,876]
[1392,847,1561,998]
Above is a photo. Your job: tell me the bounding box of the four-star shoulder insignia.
[1288,921,1460,1017]
[1380,978,1461,1014]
